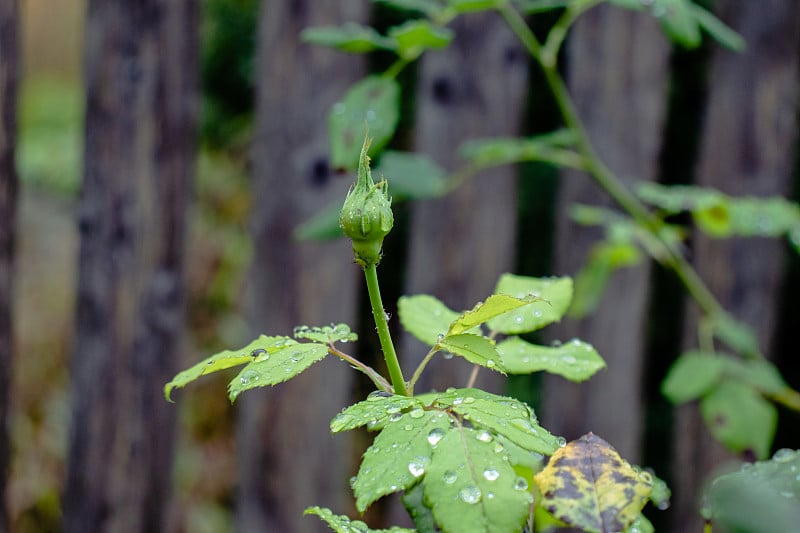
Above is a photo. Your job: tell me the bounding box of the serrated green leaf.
[704,450,800,532]
[301,23,397,53]
[293,202,343,241]
[496,337,606,382]
[304,506,416,533]
[293,323,358,344]
[436,388,560,455]
[398,294,459,346]
[700,381,777,459]
[423,426,533,533]
[689,3,745,51]
[661,351,725,404]
[387,20,453,59]
[164,335,293,401]
[534,433,654,533]
[722,358,788,395]
[330,393,424,433]
[354,410,451,511]
[448,294,543,336]
[374,151,447,200]
[329,76,400,170]
[227,342,329,402]
[636,183,724,213]
[487,274,573,334]
[440,334,505,373]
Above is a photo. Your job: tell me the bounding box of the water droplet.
[368,390,392,401]
[427,428,445,446]
[453,397,464,405]
[463,396,475,404]
[483,468,500,481]
[386,406,401,414]
[772,448,796,462]
[443,470,457,484]
[656,500,671,511]
[384,311,391,321]
[551,339,562,347]
[514,315,524,324]
[493,442,505,454]
[403,424,413,431]
[556,436,567,447]
[513,477,529,491]
[250,348,267,358]
[459,485,482,504]
[486,360,496,368]
[442,352,453,360]
[533,309,543,318]
[639,471,653,484]
[476,430,493,443]
[365,109,377,121]
[437,333,445,342]
[408,456,429,478]
[389,412,402,422]
[349,476,357,488]
[409,407,425,419]
[239,370,259,385]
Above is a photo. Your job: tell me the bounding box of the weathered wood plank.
[0,1,19,530]
[672,1,800,530]
[236,2,365,532]
[541,6,670,463]
[402,11,528,395]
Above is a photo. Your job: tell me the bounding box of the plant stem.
[499,4,724,319]
[408,345,440,394]
[329,345,392,392]
[364,263,408,395]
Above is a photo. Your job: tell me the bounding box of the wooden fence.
[0,0,799,532]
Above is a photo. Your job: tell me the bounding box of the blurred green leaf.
[700,381,777,459]
[704,450,800,533]
[722,358,788,396]
[375,151,448,200]
[388,20,453,59]
[329,76,400,170]
[354,410,451,511]
[373,0,447,17]
[423,426,532,533]
[228,342,329,401]
[497,337,606,382]
[570,241,642,318]
[301,23,397,53]
[661,351,725,404]
[689,3,745,51]
[461,130,582,169]
[293,202,343,241]
[401,482,437,532]
[487,274,573,334]
[711,314,761,357]
[448,0,508,13]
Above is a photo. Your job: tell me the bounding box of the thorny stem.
[364,263,408,396]
[499,4,724,319]
[328,345,392,392]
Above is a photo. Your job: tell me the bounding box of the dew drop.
[459,486,481,504]
[349,476,357,488]
[533,309,543,318]
[486,492,495,499]
[463,396,475,404]
[239,370,259,385]
[513,477,529,491]
[442,352,454,360]
[368,390,392,401]
[476,430,493,443]
[443,470,457,484]
[514,315,523,324]
[486,360,496,368]
[557,436,567,447]
[483,468,500,481]
[772,448,796,463]
[250,348,267,358]
[403,424,413,431]
[493,442,505,454]
[409,407,425,419]
[551,339,562,347]
[427,428,445,447]
[437,333,445,342]
[408,456,430,478]
[386,406,401,414]
[453,397,464,406]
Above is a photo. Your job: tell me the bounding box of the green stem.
[408,345,440,393]
[499,4,724,320]
[364,263,408,395]
[382,57,411,80]
[329,345,392,392]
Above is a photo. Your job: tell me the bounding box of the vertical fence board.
[0,1,18,530]
[541,6,670,462]
[63,1,197,531]
[402,12,528,394]
[236,2,365,531]
[672,1,800,530]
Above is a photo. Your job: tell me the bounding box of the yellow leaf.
[534,433,652,533]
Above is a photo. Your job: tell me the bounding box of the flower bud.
[339,136,394,266]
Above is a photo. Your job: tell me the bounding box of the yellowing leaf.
[534,433,653,533]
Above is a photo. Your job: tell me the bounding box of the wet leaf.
[330,393,424,433]
[661,351,724,404]
[497,337,606,382]
[423,426,532,533]
[165,335,293,401]
[301,23,397,53]
[304,506,415,533]
[439,334,505,373]
[700,381,777,459]
[329,76,400,170]
[293,323,358,344]
[704,450,800,532]
[436,388,560,455]
[402,482,437,533]
[487,274,573,334]
[534,433,653,533]
[354,410,451,511]
[722,358,788,396]
[227,342,329,402]
[398,294,459,346]
[447,294,543,337]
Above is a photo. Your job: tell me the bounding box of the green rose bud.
[339,136,394,267]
